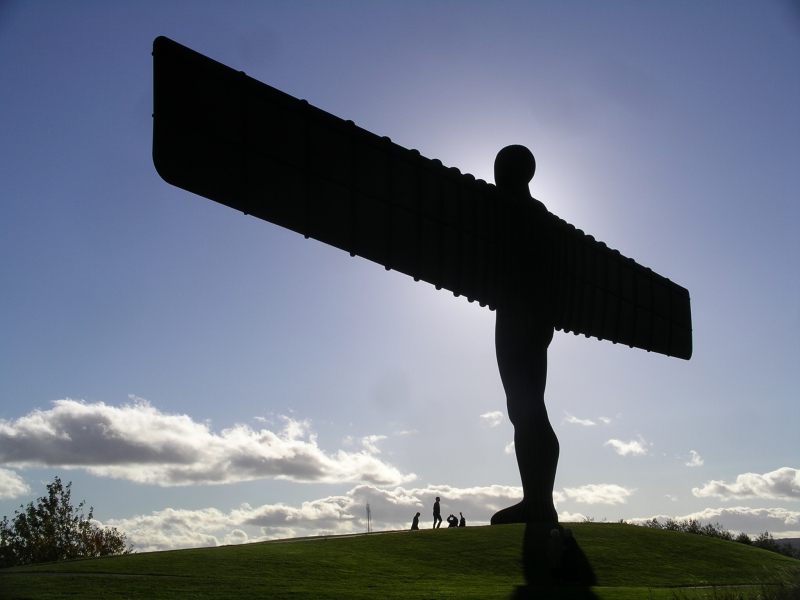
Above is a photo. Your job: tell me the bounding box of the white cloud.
[558,510,589,522]
[0,399,414,487]
[103,506,241,551]
[505,441,515,454]
[692,467,800,501]
[480,411,503,427]
[563,412,595,426]
[563,483,634,505]
[685,450,704,467]
[102,483,525,552]
[360,435,387,454]
[598,417,612,425]
[604,437,648,456]
[629,506,800,537]
[0,468,30,499]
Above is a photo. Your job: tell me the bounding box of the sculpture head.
[494,145,535,196]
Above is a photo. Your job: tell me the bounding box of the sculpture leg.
[491,307,559,524]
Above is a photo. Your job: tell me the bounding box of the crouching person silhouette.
[410,512,420,530]
[447,514,459,528]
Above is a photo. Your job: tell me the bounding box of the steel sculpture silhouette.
[152,37,692,524]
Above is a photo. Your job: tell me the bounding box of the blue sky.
[1,1,798,550]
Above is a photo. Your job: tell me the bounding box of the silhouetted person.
[432,497,442,529]
[547,528,563,582]
[491,146,559,525]
[459,512,466,527]
[410,512,420,530]
[447,514,458,528]
[562,528,578,584]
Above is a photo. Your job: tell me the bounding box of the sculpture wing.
[548,220,692,359]
[152,36,691,360]
[152,36,513,309]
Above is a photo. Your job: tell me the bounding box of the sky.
[0,1,798,552]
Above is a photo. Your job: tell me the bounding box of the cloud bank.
[692,467,800,501]
[101,480,800,553]
[563,483,634,505]
[0,399,414,487]
[630,506,800,538]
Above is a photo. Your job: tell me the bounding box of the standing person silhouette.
[432,497,442,529]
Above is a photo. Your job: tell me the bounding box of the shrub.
[0,476,132,568]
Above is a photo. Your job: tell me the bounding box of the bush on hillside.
[641,518,798,559]
[753,531,799,558]
[0,476,132,568]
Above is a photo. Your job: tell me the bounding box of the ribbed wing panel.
[152,36,692,359]
[548,219,692,359]
[153,35,513,310]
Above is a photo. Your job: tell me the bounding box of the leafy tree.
[753,531,799,559]
[642,518,661,529]
[735,531,752,544]
[0,476,132,568]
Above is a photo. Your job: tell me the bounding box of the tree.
[753,531,799,559]
[0,476,132,568]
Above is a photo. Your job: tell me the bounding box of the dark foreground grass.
[2,523,798,599]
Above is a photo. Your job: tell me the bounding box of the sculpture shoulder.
[524,197,556,233]
[529,197,550,217]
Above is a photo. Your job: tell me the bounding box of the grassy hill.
[1,523,798,599]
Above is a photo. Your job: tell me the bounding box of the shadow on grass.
[510,523,599,599]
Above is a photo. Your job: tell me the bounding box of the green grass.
[1,523,798,599]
